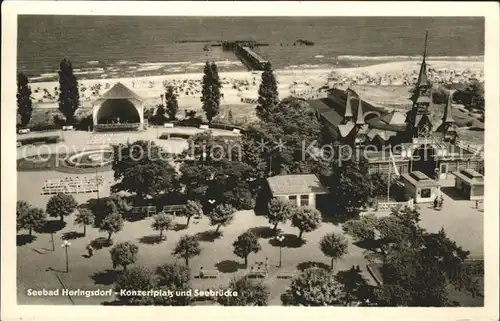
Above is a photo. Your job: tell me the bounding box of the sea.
[17,16,484,81]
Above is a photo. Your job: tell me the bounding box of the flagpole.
[387,156,391,203]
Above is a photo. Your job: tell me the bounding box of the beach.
[30,59,484,113]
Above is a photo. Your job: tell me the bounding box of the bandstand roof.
[94,82,144,103]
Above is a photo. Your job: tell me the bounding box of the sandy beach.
[29,60,484,113]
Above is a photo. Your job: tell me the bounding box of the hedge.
[208,122,244,132]
[17,135,61,146]
[159,133,192,140]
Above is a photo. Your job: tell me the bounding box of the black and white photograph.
[2,1,499,319]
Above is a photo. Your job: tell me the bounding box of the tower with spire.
[436,91,457,142]
[406,31,434,139]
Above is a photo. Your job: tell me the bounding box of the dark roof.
[367,117,407,132]
[96,82,144,102]
[267,174,329,196]
[402,171,439,188]
[308,98,334,115]
[326,88,385,117]
[453,169,484,185]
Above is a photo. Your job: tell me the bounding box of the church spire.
[356,95,365,125]
[415,31,431,88]
[344,90,353,121]
[443,91,455,123]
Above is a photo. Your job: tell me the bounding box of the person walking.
[86,244,94,258]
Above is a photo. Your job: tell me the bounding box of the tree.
[208,203,236,233]
[165,86,179,120]
[267,198,294,232]
[172,235,201,267]
[218,276,269,306]
[242,98,326,178]
[46,193,78,223]
[452,81,484,110]
[16,200,31,231]
[155,263,192,306]
[327,157,371,214]
[281,268,346,306]
[369,173,387,198]
[111,141,180,200]
[342,213,378,244]
[291,206,322,239]
[320,232,349,269]
[114,266,156,305]
[156,263,191,288]
[343,207,479,306]
[151,213,174,240]
[58,58,80,124]
[74,208,95,236]
[201,61,221,123]
[110,242,139,271]
[17,73,33,127]
[256,62,279,120]
[17,202,46,237]
[155,104,166,122]
[184,200,202,226]
[99,212,124,241]
[233,231,261,267]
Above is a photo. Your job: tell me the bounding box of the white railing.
[376,199,413,211]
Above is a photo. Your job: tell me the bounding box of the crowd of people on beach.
[29,65,483,105]
[328,67,484,87]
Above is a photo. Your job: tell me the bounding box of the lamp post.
[62,240,71,272]
[275,234,285,268]
[95,167,100,214]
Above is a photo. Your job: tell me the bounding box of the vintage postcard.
[1,1,498,321]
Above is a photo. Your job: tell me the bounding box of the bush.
[175,117,203,127]
[27,119,60,131]
[17,135,61,146]
[74,114,93,131]
[159,133,192,140]
[208,122,245,132]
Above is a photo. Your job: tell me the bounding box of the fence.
[41,176,104,195]
[131,206,157,217]
[376,199,414,212]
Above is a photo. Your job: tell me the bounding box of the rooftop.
[401,171,439,188]
[95,82,144,102]
[267,174,329,196]
[453,169,484,185]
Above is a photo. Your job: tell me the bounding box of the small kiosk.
[452,169,484,200]
[266,174,328,209]
[401,171,440,203]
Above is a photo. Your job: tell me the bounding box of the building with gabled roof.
[92,82,145,131]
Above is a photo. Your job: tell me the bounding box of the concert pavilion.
[92,82,146,131]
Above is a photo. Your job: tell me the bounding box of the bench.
[199,124,209,130]
[198,269,219,279]
[164,123,174,128]
[277,271,297,279]
[62,125,74,131]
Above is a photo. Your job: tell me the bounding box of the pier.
[234,45,269,71]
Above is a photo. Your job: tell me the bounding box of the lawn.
[17,205,370,305]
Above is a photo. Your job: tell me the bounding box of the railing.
[376,199,413,211]
[456,140,484,156]
[94,123,141,131]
